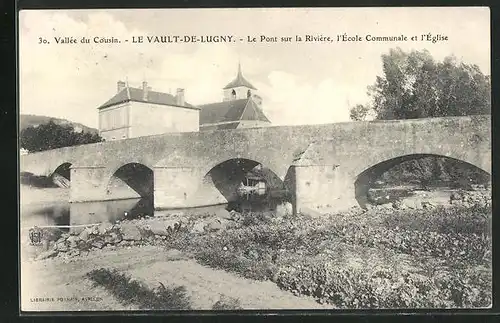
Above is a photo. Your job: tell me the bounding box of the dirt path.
[21,245,330,311]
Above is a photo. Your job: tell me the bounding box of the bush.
[212,295,243,310]
[381,204,491,236]
[169,203,491,308]
[86,268,192,310]
[275,261,491,308]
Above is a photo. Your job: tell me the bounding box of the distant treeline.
[20,121,103,152]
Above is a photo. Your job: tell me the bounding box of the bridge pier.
[293,164,358,214]
[153,166,227,210]
[70,166,108,203]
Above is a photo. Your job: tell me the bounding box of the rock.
[92,240,104,249]
[77,240,91,251]
[206,218,230,231]
[56,242,69,252]
[422,201,435,209]
[98,222,114,235]
[229,210,242,221]
[36,249,58,260]
[105,232,122,244]
[215,208,232,220]
[379,203,394,209]
[276,202,293,217]
[136,225,155,239]
[69,229,80,236]
[67,236,79,249]
[118,240,129,247]
[120,223,142,241]
[149,225,174,237]
[78,228,92,242]
[191,221,206,233]
[400,199,422,210]
[67,249,80,258]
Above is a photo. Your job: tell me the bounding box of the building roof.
[223,63,257,90]
[199,98,270,125]
[200,122,241,131]
[98,87,198,110]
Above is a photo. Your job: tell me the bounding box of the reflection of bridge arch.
[106,162,154,200]
[354,154,491,208]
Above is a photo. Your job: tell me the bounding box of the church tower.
[222,63,262,106]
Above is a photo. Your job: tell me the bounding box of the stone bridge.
[20,115,491,214]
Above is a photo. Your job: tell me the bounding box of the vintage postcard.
[19,7,491,312]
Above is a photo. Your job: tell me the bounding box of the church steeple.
[237,61,242,78]
[223,63,257,91]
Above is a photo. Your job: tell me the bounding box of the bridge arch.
[354,153,491,208]
[201,157,290,209]
[106,162,155,200]
[50,162,72,188]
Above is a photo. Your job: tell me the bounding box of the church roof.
[223,63,257,90]
[98,87,198,110]
[199,98,270,125]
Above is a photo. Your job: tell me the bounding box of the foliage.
[349,104,372,121]
[275,261,491,308]
[20,120,103,152]
[351,48,490,121]
[212,295,243,310]
[377,157,491,187]
[86,268,192,310]
[347,48,491,187]
[170,202,491,308]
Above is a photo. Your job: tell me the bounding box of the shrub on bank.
[86,268,192,310]
[274,261,491,308]
[212,295,243,310]
[381,204,491,236]
[167,201,491,308]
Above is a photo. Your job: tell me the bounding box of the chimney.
[142,81,148,101]
[117,80,126,93]
[176,88,185,106]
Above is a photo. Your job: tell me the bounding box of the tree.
[351,48,491,188]
[349,104,371,121]
[350,48,491,121]
[20,120,103,152]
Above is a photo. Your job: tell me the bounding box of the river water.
[20,183,474,236]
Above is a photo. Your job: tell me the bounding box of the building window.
[231,89,236,98]
[247,89,251,98]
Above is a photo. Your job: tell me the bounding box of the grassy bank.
[167,203,492,308]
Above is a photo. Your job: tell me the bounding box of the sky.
[19,7,490,128]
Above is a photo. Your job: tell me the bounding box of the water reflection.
[22,193,288,232]
[27,204,70,229]
[23,198,154,231]
[69,197,154,226]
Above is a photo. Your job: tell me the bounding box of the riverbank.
[20,185,492,310]
[21,245,329,311]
